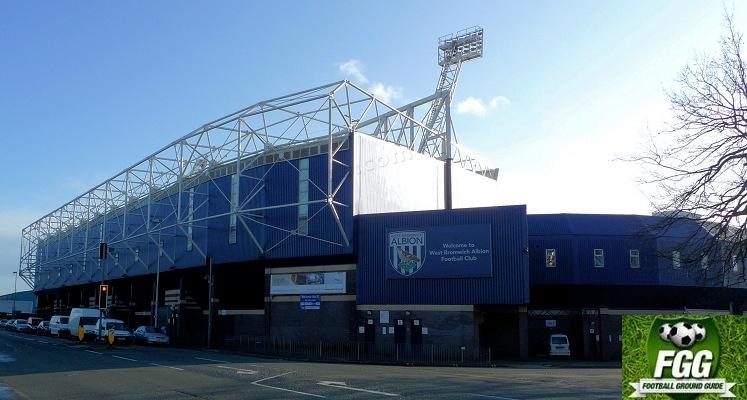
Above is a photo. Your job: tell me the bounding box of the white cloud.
[369,83,402,104]
[338,59,403,105]
[338,59,369,84]
[457,97,488,117]
[489,96,511,108]
[457,95,511,117]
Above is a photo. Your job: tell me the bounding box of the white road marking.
[215,365,257,374]
[252,372,325,398]
[84,350,103,355]
[112,355,137,362]
[149,362,184,371]
[194,356,229,363]
[0,354,16,363]
[37,340,49,344]
[468,394,521,400]
[317,381,399,397]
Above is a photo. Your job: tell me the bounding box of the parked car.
[133,326,170,345]
[549,334,571,357]
[11,319,32,333]
[68,308,104,340]
[49,315,70,337]
[35,321,50,336]
[94,319,132,344]
[26,317,42,333]
[1,320,12,330]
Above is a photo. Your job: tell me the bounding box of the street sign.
[299,294,320,310]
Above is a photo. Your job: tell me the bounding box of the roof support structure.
[19,80,496,290]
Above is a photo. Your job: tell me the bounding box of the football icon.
[659,323,673,342]
[669,322,697,348]
[693,323,707,342]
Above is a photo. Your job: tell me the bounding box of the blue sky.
[0,1,742,293]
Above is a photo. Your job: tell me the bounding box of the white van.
[549,334,571,356]
[68,308,104,341]
[49,315,70,337]
[94,319,133,344]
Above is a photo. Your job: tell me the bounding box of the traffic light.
[99,242,108,260]
[99,284,109,309]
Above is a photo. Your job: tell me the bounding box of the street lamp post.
[152,218,162,329]
[12,272,17,317]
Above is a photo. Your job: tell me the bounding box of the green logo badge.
[629,317,735,398]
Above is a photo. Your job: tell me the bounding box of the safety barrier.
[230,336,509,367]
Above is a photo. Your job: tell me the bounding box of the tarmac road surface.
[0,330,621,399]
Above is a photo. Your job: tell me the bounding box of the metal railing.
[226,336,509,367]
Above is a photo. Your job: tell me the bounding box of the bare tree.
[636,13,747,287]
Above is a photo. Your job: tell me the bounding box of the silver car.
[133,326,170,345]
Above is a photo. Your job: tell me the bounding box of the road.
[0,330,621,399]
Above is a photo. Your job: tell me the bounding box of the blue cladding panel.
[357,206,529,305]
[528,214,720,288]
[37,144,353,290]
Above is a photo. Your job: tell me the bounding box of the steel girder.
[19,80,496,290]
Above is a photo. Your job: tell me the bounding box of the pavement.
[0,330,622,399]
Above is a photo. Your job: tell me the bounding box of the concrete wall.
[355,306,478,349]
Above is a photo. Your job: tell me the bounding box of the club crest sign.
[388,231,426,276]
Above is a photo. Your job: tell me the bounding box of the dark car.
[35,321,50,336]
[26,317,42,333]
[133,326,170,345]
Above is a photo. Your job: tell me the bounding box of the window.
[593,249,605,268]
[701,255,709,270]
[545,249,557,268]
[629,249,640,268]
[297,158,310,236]
[672,251,681,269]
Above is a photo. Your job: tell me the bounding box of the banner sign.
[623,315,744,398]
[385,224,492,279]
[270,272,346,295]
[299,295,321,310]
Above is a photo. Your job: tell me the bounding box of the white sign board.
[422,327,429,335]
[358,326,365,333]
[388,326,394,334]
[545,319,556,328]
[380,310,389,324]
[270,272,346,295]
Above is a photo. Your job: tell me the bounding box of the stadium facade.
[18,29,747,361]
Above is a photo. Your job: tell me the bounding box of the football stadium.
[17,27,747,361]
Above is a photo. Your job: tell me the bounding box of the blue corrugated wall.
[528,214,724,287]
[36,144,354,290]
[356,205,530,305]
